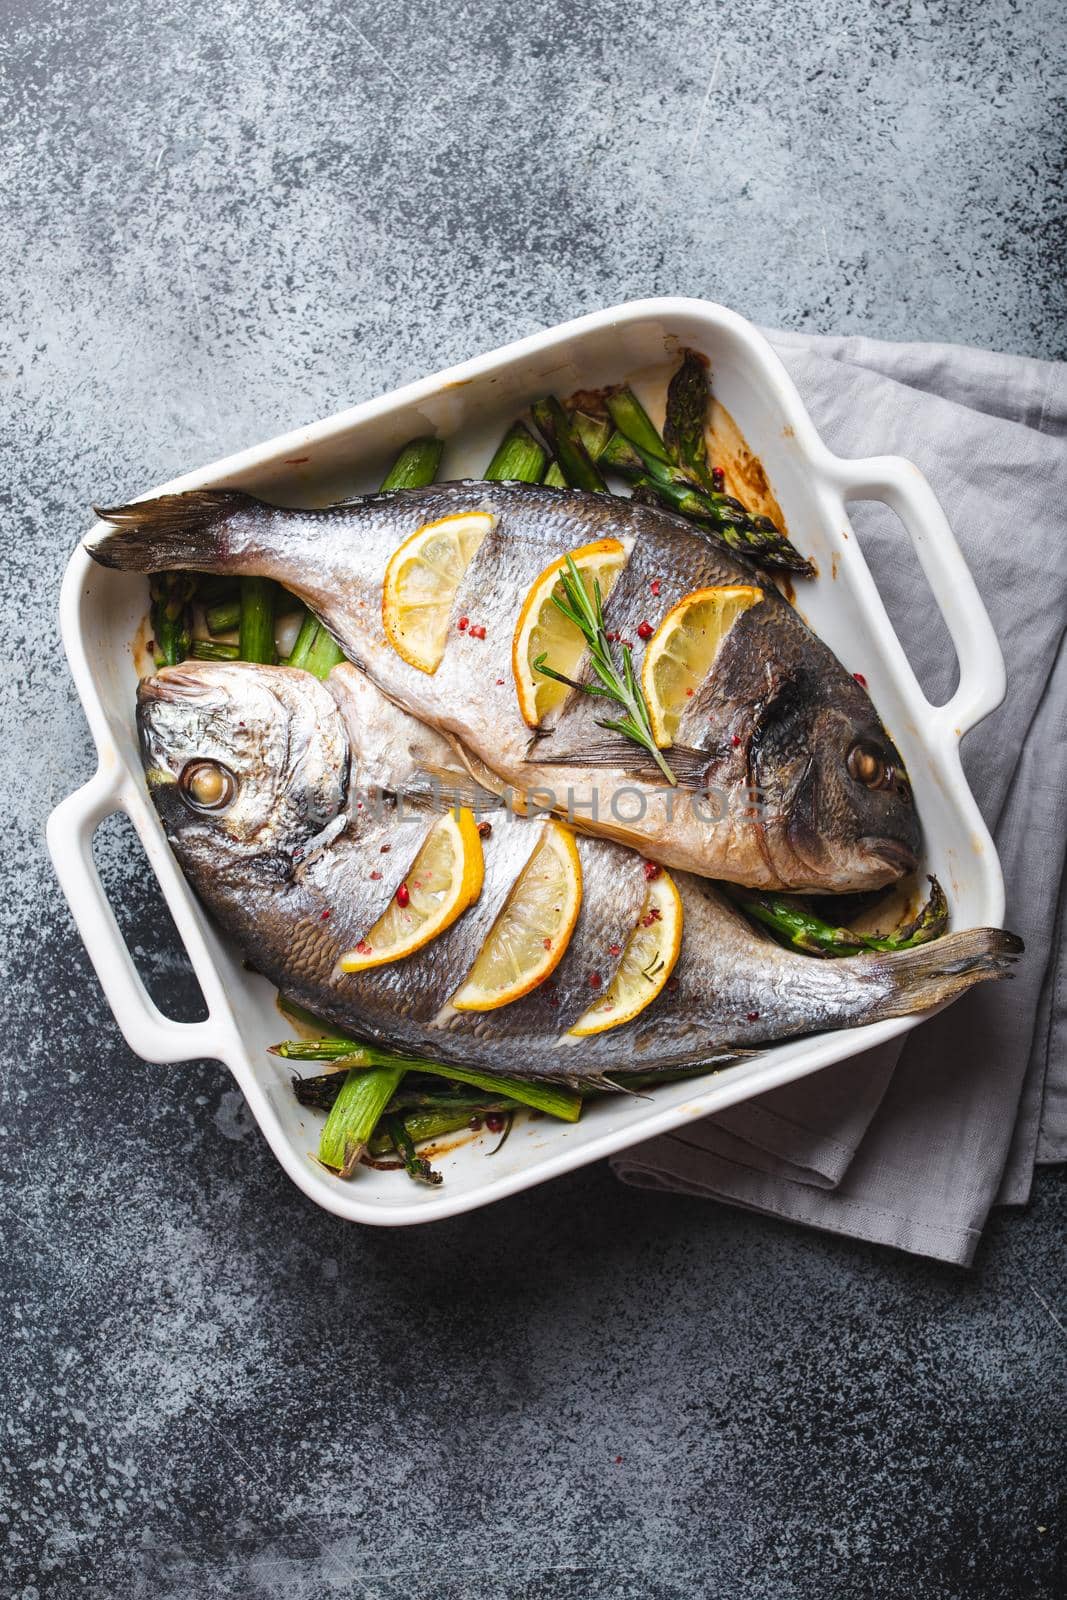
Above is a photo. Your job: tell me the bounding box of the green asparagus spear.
[379,436,444,491]
[204,598,241,636]
[733,876,949,958]
[303,626,346,680]
[318,1063,405,1177]
[368,1108,476,1155]
[530,397,608,492]
[570,409,613,462]
[604,387,671,464]
[238,577,277,664]
[291,1069,518,1116]
[601,431,814,575]
[383,1113,443,1184]
[285,610,320,672]
[150,573,197,666]
[662,351,712,487]
[484,422,547,483]
[190,639,240,661]
[272,1039,582,1122]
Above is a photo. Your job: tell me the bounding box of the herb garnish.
[532,554,677,786]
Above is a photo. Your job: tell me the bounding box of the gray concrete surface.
[2,1,1064,1595]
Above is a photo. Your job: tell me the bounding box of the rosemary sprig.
[532,554,677,786]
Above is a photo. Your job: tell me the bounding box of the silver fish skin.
[135,662,1020,1083]
[94,483,921,893]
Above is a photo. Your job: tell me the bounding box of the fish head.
[136,663,349,867]
[748,670,920,889]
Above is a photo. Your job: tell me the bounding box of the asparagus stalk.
[600,431,814,575]
[303,626,346,680]
[379,436,444,491]
[733,877,949,958]
[530,397,608,493]
[368,1108,475,1155]
[570,409,612,462]
[291,1069,517,1115]
[191,639,240,661]
[272,1039,582,1122]
[238,577,277,664]
[662,351,712,487]
[204,598,241,636]
[285,610,320,672]
[543,462,567,488]
[382,1113,443,1185]
[149,573,197,666]
[604,388,671,464]
[318,1063,405,1177]
[484,422,547,483]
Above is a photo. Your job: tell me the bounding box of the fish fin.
[861,926,1023,1019]
[404,763,505,814]
[527,740,710,786]
[89,489,255,571]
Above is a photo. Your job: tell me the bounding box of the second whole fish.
[135,659,1020,1083]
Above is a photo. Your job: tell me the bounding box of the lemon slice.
[451,820,583,1010]
[641,585,763,746]
[382,512,494,673]
[567,868,682,1037]
[512,539,628,726]
[338,807,484,972]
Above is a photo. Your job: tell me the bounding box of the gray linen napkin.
[611,333,1067,1266]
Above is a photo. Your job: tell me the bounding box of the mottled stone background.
[2,1,1064,1596]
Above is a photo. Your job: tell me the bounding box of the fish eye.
[180,759,236,811]
[847,742,894,791]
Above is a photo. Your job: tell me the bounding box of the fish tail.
[88,489,255,572]
[863,926,1023,1019]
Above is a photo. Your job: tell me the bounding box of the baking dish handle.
[828,455,1006,738]
[47,768,222,1063]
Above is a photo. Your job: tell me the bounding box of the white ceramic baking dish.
[47,298,1006,1225]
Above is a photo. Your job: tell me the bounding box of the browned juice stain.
[707,397,788,533]
[131,609,155,677]
[422,1129,480,1159]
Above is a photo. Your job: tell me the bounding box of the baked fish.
[135,660,1019,1083]
[93,483,921,892]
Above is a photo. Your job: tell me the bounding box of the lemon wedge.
[382,512,494,673]
[451,820,583,1010]
[640,585,763,746]
[567,868,682,1037]
[512,539,628,726]
[338,807,484,972]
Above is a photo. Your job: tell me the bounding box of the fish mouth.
[136,666,216,705]
[861,835,919,876]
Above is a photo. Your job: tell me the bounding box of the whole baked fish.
[93,483,920,893]
[136,660,1019,1082]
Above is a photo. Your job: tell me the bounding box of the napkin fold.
[611,332,1067,1265]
